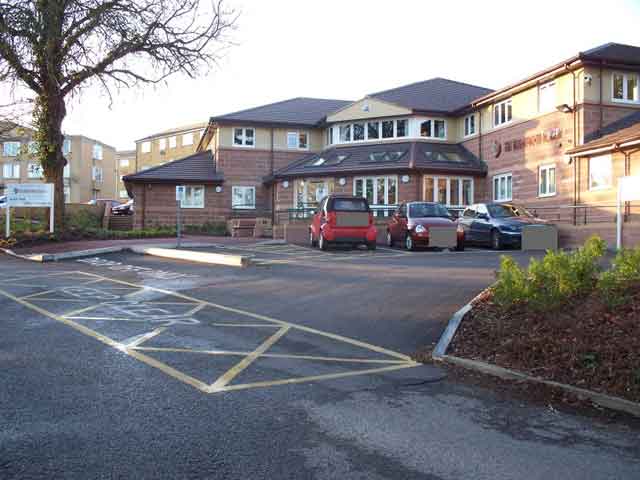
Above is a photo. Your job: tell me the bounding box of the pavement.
[1,243,639,479]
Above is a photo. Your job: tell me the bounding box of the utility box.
[522,224,558,251]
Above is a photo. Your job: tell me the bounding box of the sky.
[53,0,640,150]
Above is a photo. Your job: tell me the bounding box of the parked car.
[111,199,133,216]
[87,198,121,209]
[386,202,464,251]
[309,194,377,250]
[458,203,549,249]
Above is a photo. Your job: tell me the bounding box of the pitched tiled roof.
[581,43,640,65]
[567,111,640,155]
[211,97,353,127]
[368,78,494,113]
[271,141,486,179]
[123,150,223,184]
[135,122,207,142]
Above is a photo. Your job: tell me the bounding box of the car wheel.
[319,232,329,251]
[491,230,502,250]
[367,241,377,251]
[386,231,394,247]
[455,242,465,252]
[309,230,318,248]
[405,235,414,251]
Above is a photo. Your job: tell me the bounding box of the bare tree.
[0,0,237,229]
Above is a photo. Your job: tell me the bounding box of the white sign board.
[7,183,53,207]
[619,176,640,202]
[176,185,185,202]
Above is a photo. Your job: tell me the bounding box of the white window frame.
[159,138,166,151]
[419,118,447,140]
[119,158,130,168]
[353,175,399,215]
[141,141,151,153]
[92,143,103,160]
[64,186,71,204]
[538,164,557,197]
[63,162,70,178]
[463,114,476,137]
[62,138,71,155]
[3,141,20,157]
[538,81,557,113]
[612,72,639,104]
[232,185,256,210]
[287,131,309,150]
[493,99,513,127]
[92,166,103,183]
[588,154,613,191]
[27,162,44,179]
[3,162,20,179]
[493,172,513,201]
[182,185,205,208]
[423,176,474,206]
[335,119,410,145]
[168,136,177,149]
[182,133,194,146]
[233,128,255,148]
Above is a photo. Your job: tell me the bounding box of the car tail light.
[369,212,374,225]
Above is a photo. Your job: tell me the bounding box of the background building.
[0,124,117,203]
[116,149,136,200]
[134,123,207,172]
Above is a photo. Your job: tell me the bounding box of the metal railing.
[527,202,640,226]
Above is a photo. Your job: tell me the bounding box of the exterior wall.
[116,150,136,199]
[326,98,411,122]
[135,124,206,172]
[216,126,324,152]
[0,128,116,203]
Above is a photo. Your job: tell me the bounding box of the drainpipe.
[599,62,604,131]
[270,128,275,226]
[566,64,578,225]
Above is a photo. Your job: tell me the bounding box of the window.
[28,141,38,155]
[119,190,128,198]
[493,172,513,201]
[420,119,446,139]
[2,162,20,178]
[539,164,556,197]
[396,119,408,137]
[339,124,351,143]
[538,81,556,113]
[423,176,473,206]
[119,158,130,168]
[367,122,379,140]
[327,127,334,145]
[92,166,103,183]
[168,136,177,148]
[232,186,256,209]
[353,123,365,141]
[63,162,70,178]
[141,141,151,153]
[182,133,194,146]
[381,121,394,138]
[613,72,639,103]
[62,138,71,155]
[589,155,612,190]
[93,143,103,160]
[464,114,476,137]
[353,176,398,216]
[287,131,308,149]
[64,186,71,203]
[233,128,255,147]
[182,185,205,208]
[159,138,166,150]
[3,141,20,157]
[27,163,44,178]
[493,99,512,126]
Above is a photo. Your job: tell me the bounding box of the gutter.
[567,138,640,158]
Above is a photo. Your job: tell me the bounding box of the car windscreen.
[331,198,369,212]
[409,203,450,218]
[487,204,533,218]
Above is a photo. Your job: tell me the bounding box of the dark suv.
[458,203,548,249]
[309,195,377,250]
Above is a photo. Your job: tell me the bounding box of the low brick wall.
[558,222,640,249]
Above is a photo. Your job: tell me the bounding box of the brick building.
[125,42,640,247]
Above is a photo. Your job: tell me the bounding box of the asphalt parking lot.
[1,247,640,479]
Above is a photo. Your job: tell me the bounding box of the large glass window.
[141,141,151,153]
[396,119,407,137]
[382,121,394,138]
[493,99,512,126]
[539,164,556,197]
[182,185,205,208]
[423,175,474,206]
[420,119,446,139]
[232,186,256,209]
[367,122,379,140]
[159,138,167,150]
[464,114,476,137]
[93,143,103,160]
[233,128,255,147]
[493,172,512,201]
[3,141,20,157]
[3,162,20,178]
[287,131,308,149]
[182,133,194,146]
[353,123,365,141]
[92,166,103,183]
[589,155,612,190]
[353,176,398,216]
[613,72,639,102]
[339,124,351,143]
[168,136,177,148]
[538,81,556,112]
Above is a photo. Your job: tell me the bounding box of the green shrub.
[66,209,101,231]
[492,236,606,311]
[184,221,228,236]
[598,246,640,309]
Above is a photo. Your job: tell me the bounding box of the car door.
[458,205,476,241]
[396,203,409,240]
[389,203,405,240]
[311,197,325,239]
[472,204,493,245]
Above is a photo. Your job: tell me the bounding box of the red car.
[386,202,464,251]
[309,194,377,250]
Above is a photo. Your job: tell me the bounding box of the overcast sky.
[58,0,640,151]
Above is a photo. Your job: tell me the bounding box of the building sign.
[6,183,53,207]
[619,176,640,202]
[176,185,186,202]
[503,127,564,154]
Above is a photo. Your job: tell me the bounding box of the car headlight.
[415,224,426,233]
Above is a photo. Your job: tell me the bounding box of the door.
[471,204,492,245]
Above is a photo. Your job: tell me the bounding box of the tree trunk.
[38,92,67,232]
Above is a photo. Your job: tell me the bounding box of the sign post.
[5,184,54,238]
[176,185,185,248]
[617,176,640,250]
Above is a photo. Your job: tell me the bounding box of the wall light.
[556,104,573,114]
